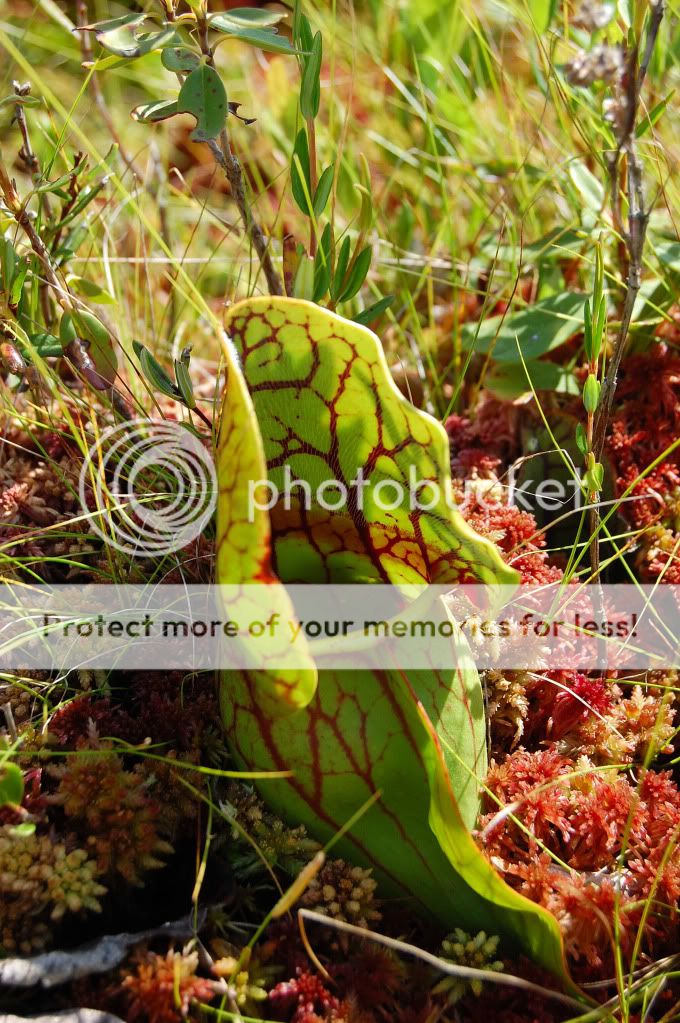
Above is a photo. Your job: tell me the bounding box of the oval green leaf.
[177,65,227,142]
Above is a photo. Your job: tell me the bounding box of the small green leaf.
[585,461,604,492]
[338,246,372,303]
[354,294,395,325]
[132,99,179,124]
[297,14,314,53]
[0,762,24,808]
[313,224,333,303]
[59,312,78,347]
[293,255,315,300]
[1,238,16,293]
[133,340,177,398]
[161,47,200,73]
[354,184,374,234]
[330,235,351,302]
[575,422,589,457]
[583,373,601,413]
[10,263,28,307]
[291,129,312,214]
[583,299,594,362]
[636,90,674,137]
[54,180,109,230]
[211,19,300,55]
[74,310,118,382]
[178,64,227,142]
[209,8,287,28]
[134,28,179,57]
[313,164,334,218]
[83,12,146,34]
[568,161,605,212]
[0,93,40,110]
[35,169,85,194]
[300,31,322,120]
[30,332,62,357]
[94,14,176,59]
[67,275,115,304]
[174,358,196,409]
[9,821,35,838]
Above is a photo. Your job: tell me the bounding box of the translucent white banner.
[0,583,678,671]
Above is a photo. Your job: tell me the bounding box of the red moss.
[526,673,612,741]
[460,499,563,585]
[48,697,134,747]
[119,946,215,1023]
[480,750,680,972]
[605,344,680,530]
[127,671,219,750]
[48,747,173,884]
[445,396,521,479]
[458,956,561,1023]
[330,946,406,1016]
[269,968,348,1023]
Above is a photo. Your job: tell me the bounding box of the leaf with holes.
[161,47,200,73]
[177,65,227,142]
[216,297,579,993]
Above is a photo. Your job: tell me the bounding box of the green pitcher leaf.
[215,322,316,715]
[222,298,517,587]
[217,298,576,992]
[178,64,227,142]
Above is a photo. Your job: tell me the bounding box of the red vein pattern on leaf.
[227,305,495,585]
[220,301,506,908]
